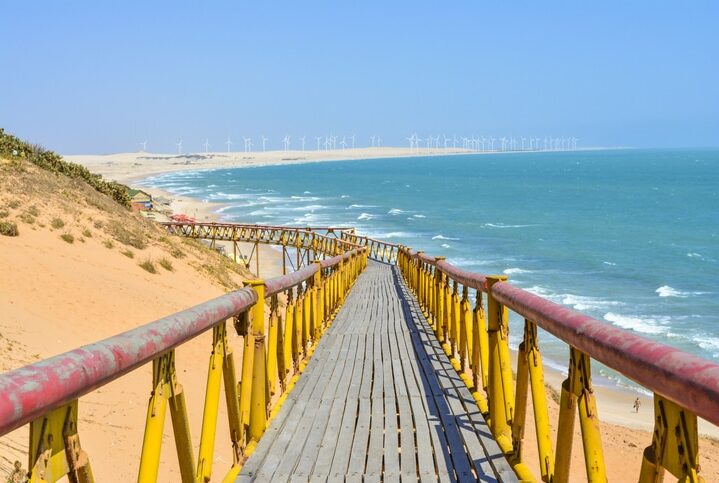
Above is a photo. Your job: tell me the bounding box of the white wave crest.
[503,268,531,275]
[340,195,350,198]
[655,285,707,298]
[603,312,670,335]
[432,235,459,241]
[357,213,373,220]
[525,286,622,311]
[387,208,405,215]
[348,204,378,209]
[412,214,426,218]
[441,243,451,248]
[687,252,702,258]
[482,223,537,229]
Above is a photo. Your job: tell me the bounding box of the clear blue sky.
[1,2,717,153]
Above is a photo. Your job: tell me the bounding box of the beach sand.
[65,147,471,185]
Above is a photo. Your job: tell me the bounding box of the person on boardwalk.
[633,397,641,413]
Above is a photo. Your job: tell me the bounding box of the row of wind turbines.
[405,134,579,152]
[139,134,578,155]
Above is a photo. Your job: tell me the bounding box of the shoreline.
[64,146,610,185]
[71,148,719,439]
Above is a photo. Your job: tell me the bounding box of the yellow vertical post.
[314,260,324,336]
[442,274,452,356]
[246,279,268,443]
[554,378,576,483]
[512,338,530,465]
[450,280,460,361]
[435,259,446,342]
[266,295,279,396]
[138,353,171,482]
[196,322,227,482]
[525,321,555,482]
[239,330,255,446]
[470,290,489,413]
[486,275,515,453]
[168,377,196,482]
[459,286,472,387]
[639,395,704,483]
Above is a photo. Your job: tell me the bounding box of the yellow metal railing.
[0,238,367,482]
[398,247,717,483]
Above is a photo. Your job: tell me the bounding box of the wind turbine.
[350,134,355,149]
[203,138,210,153]
[370,135,376,147]
[226,136,233,153]
[300,136,306,151]
[139,141,148,152]
[340,136,347,150]
[316,136,322,151]
[176,140,183,155]
[376,136,382,147]
[262,136,268,152]
[282,135,290,151]
[243,137,252,152]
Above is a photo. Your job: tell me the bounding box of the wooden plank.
[238,262,515,482]
[346,397,371,478]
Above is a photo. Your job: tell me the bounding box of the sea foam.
[603,312,670,335]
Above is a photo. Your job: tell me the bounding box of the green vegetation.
[103,239,115,249]
[27,205,40,216]
[170,247,186,259]
[51,218,65,229]
[121,249,134,258]
[158,258,174,271]
[0,209,8,218]
[19,212,35,224]
[60,233,75,244]
[139,259,157,274]
[0,128,131,209]
[82,228,92,238]
[0,221,19,237]
[8,200,20,209]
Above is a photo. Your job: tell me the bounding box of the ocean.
[140,149,718,393]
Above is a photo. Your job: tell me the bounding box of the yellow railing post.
[459,286,472,387]
[196,322,229,481]
[313,260,323,339]
[434,258,446,343]
[471,289,489,413]
[639,395,704,482]
[486,275,515,453]
[266,295,280,396]
[29,400,94,483]
[138,354,172,482]
[555,347,606,482]
[245,279,268,443]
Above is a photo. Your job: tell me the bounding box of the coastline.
[63,146,610,186]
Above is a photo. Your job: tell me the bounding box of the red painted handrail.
[400,246,719,426]
[0,288,258,436]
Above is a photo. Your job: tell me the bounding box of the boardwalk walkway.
[238,261,517,482]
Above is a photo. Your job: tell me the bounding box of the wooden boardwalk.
[238,261,517,482]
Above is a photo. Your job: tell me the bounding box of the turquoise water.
[141,149,718,391]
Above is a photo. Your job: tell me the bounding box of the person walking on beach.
[633,397,641,413]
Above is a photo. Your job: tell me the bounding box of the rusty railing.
[398,246,718,482]
[0,238,366,482]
